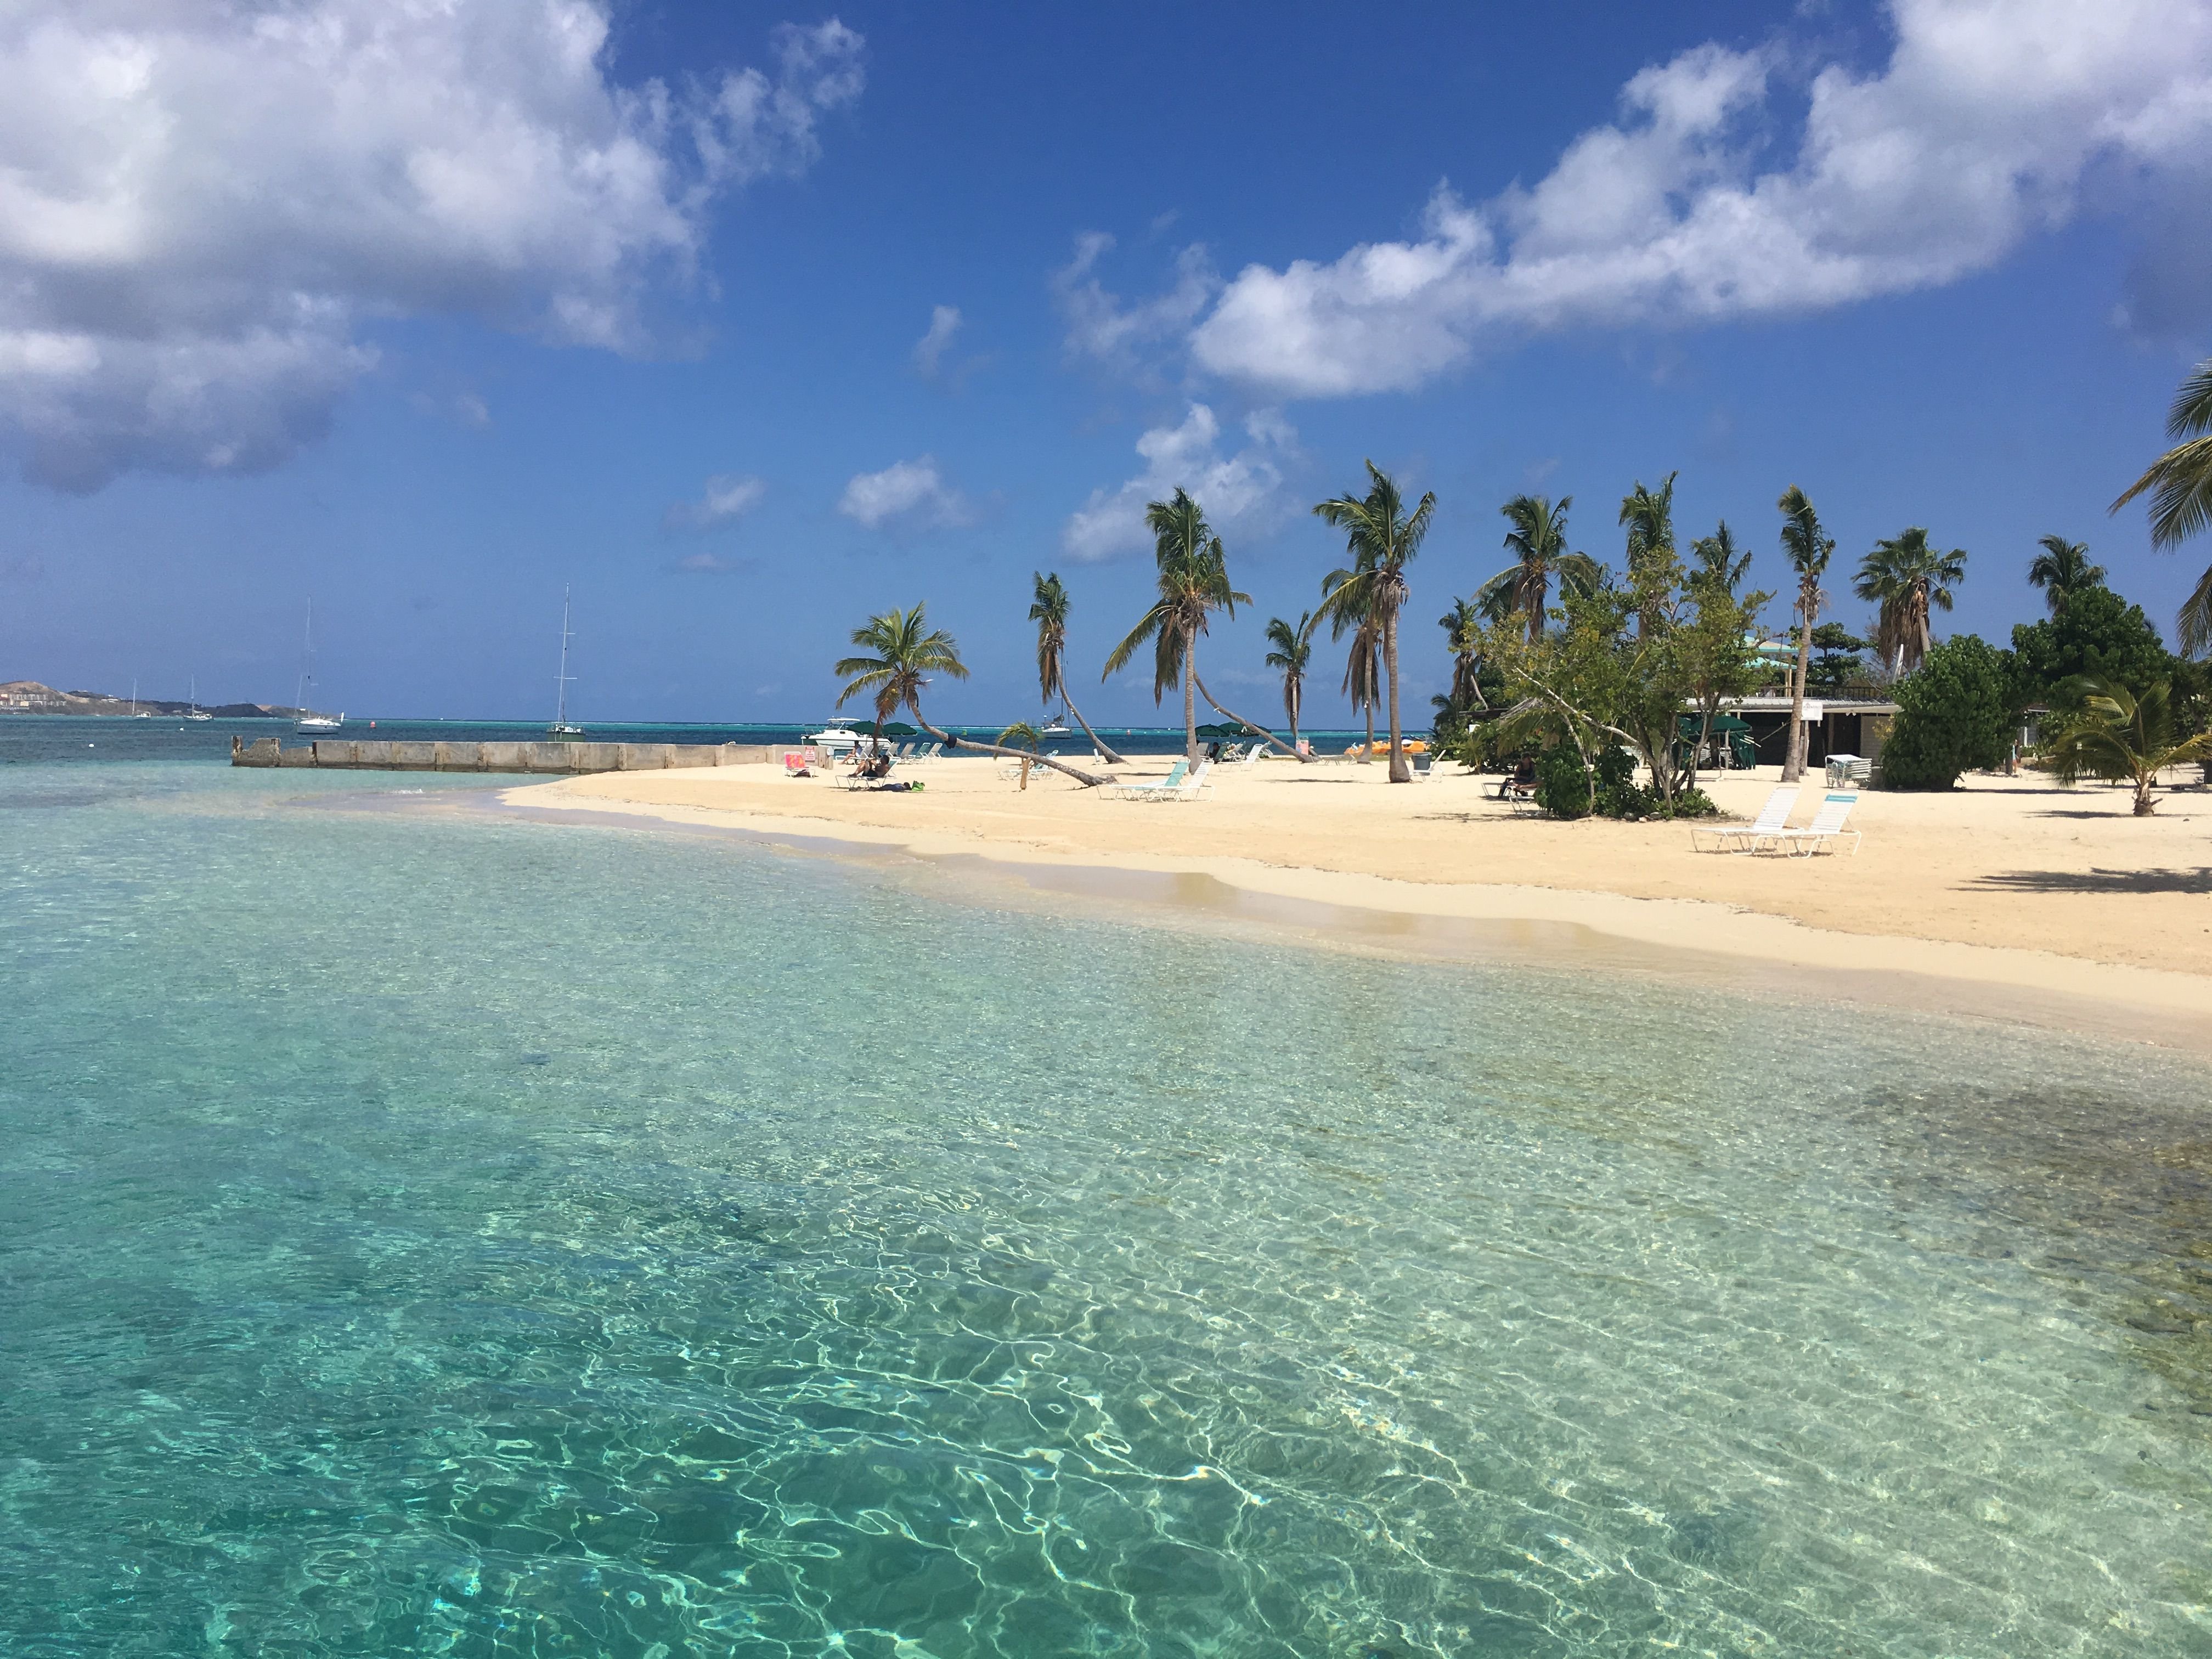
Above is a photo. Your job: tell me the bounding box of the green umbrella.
[1195,721,1243,738]
[877,721,919,736]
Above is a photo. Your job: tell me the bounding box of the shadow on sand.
[1969,867,2212,896]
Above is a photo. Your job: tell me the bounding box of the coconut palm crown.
[1689,520,1751,595]
[1853,527,1966,678]
[1103,488,1249,762]
[1776,485,1835,782]
[1262,612,1314,746]
[1313,461,1435,782]
[2025,535,2104,617]
[1619,471,1678,633]
[2111,357,2212,656]
[1029,571,1125,763]
[834,603,969,739]
[1439,596,1487,710]
[1479,494,1601,643]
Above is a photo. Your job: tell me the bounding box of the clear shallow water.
[2,763,2209,1658]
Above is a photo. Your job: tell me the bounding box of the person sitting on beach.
[858,748,893,781]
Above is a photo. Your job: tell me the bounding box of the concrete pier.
[232,736,774,773]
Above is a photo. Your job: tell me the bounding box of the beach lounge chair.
[1148,759,1212,801]
[1690,786,1799,853]
[1239,742,1271,768]
[1113,759,1188,800]
[1776,792,1861,856]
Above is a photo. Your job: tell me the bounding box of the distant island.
[0,679,294,719]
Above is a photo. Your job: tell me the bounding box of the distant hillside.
[0,680,289,719]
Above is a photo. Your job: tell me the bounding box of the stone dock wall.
[232,736,775,773]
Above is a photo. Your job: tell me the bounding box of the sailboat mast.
[554,588,574,727]
[296,600,314,715]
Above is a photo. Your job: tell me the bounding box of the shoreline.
[485,770,2212,1057]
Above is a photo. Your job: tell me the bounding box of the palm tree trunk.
[1060,690,1126,764]
[911,715,1114,788]
[1189,671,1316,763]
[1288,680,1301,748]
[1362,691,1374,762]
[1383,600,1408,783]
[1183,631,1199,764]
[1782,589,1812,782]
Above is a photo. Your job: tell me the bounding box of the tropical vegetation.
[1479,495,1600,643]
[1103,488,1248,763]
[1313,462,1435,782]
[2025,535,2103,617]
[1774,486,1835,783]
[2111,357,2212,658]
[2032,675,2212,815]
[1854,527,1966,678]
[1877,634,2015,791]
[1262,613,1313,748]
[837,604,1108,787]
[1029,571,1126,762]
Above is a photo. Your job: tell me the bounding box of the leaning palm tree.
[1263,612,1314,748]
[1853,527,1966,678]
[1312,462,1435,783]
[1103,488,1249,763]
[837,603,1108,787]
[1029,571,1125,762]
[2033,674,2212,815]
[1438,596,1486,711]
[1619,471,1677,634]
[2025,535,2104,617]
[1776,486,1835,783]
[1479,495,1601,643]
[2111,357,2212,656]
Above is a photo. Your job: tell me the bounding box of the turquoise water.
[3,762,2209,1657]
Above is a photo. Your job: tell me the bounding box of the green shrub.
[1535,746,1591,818]
[1669,787,1720,818]
[1882,634,2014,790]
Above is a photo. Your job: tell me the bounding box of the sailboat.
[1041,708,1071,736]
[184,674,212,720]
[548,588,584,740]
[129,678,150,717]
[294,600,343,732]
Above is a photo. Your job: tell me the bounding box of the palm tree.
[1263,612,1314,748]
[2034,674,2212,815]
[1479,495,1601,643]
[1776,486,1835,783]
[1689,521,1750,595]
[1335,588,1383,763]
[1312,462,1434,783]
[997,720,1042,790]
[1029,571,1126,763]
[1103,488,1249,763]
[1619,471,1677,634]
[837,603,1108,787]
[2111,357,2212,656]
[2025,535,2103,619]
[1853,527,1966,678]
[1439,596,1486,711]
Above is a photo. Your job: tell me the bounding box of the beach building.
[1722,692,1899,769]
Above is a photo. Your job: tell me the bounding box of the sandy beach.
[502,753,2212,1040]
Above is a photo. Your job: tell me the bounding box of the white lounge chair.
[1113,759,1188,800]
[1239,742,1271,767]
[1777,792,1861,856]
[1152,759,1213,800]
[1691,786,1799,853]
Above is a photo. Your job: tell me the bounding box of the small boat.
[548,587,584,741]
[129,678,150,717]
[1041,713,1071,736]
[184,674,212,720]
[293,600,344,732]
[804,723,862,755]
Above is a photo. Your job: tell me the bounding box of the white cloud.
[1053,232,1217,375]
[663,473,766,533]
[672,550,746,573]
[1189,0,2212,396]
[1061,403,1293,562]
[0,3,864,490]
[838,456,973,532]
[912,304,961,375]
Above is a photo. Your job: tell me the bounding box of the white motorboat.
[804,723,862,755]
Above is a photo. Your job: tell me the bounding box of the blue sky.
[2,0,2208,724]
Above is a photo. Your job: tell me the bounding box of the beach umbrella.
[877,721,919,736]
[1195,721,1243,738]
